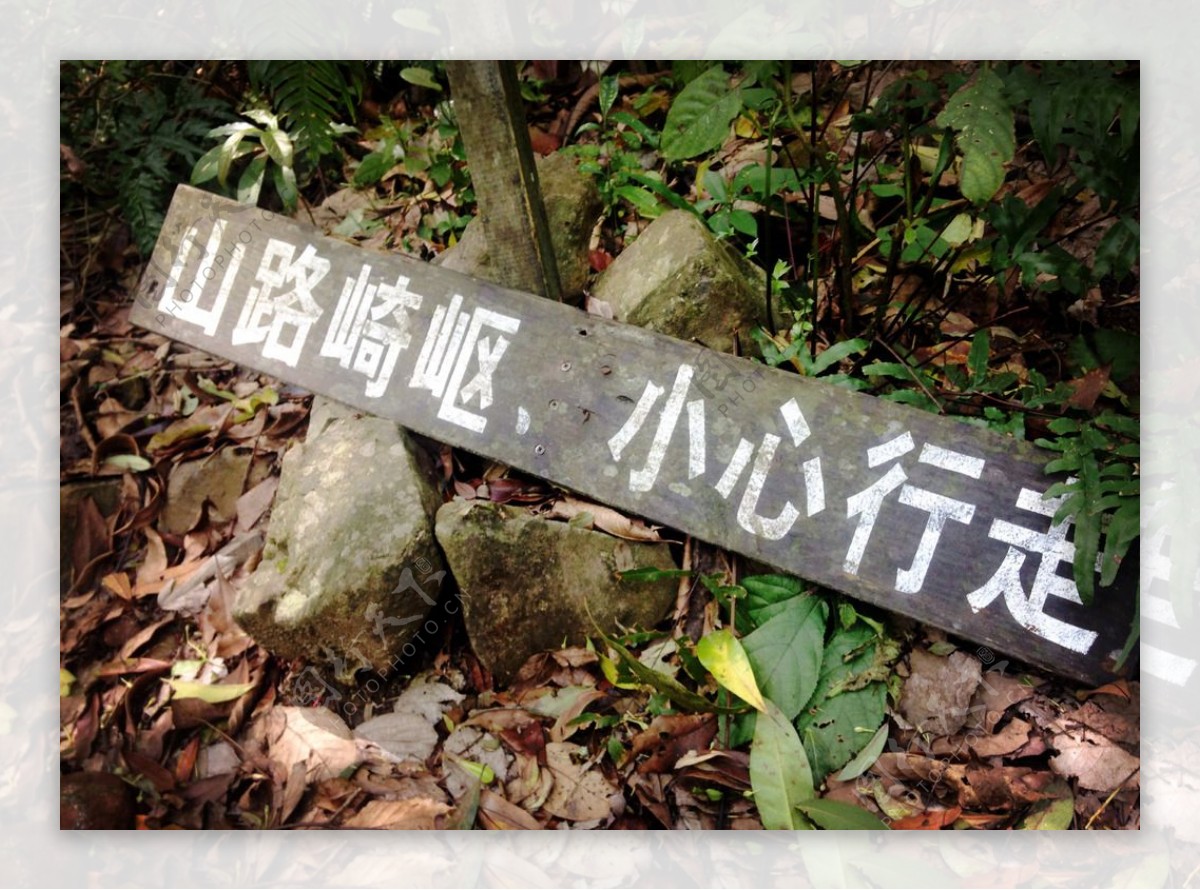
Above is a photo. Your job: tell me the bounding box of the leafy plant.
[936,67,1015,205]
[191,109,301,211]
[354,102,475,248]
[660,65,743,161]
[599,571,896,829]
[565,74,691,225]
[245,60,366,165]
[60,61,234,254]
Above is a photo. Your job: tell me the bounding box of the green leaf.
[883,389,942,413]
[206,121,257,139]
[237,154,267,204]
[750,700,815,829]
[661,65,742,161]
[798,686,887,781]
[104,453,151,472]
[795,623,892,779]
[242,108,279,129]
[696,629,768,711]
[1094,217,1138,281]
[195,376,235,401]
[146,422,211,453]
[728,209,758,238]
[936,68,1015,204]
[796,798,889,830]
[354,146,399,187]
[741,573,802,609]
[273,163,298,212]
[742,595,827,721]
[623,172,695,212]
[191,144,224,185]
[807,338,869,377]
[400,66,442,91]
[834,723,889,781]
[600,632,743,715]
[599,75,618,119]
[968,328,990,387]
[862,361,913,380]
[613,184,662,219]
[167,680,255,703]
[1093,329,1139,382]
[940,213,975,248]
[260,126,294,168]
[218,128,260,186]
[1018,780,1074,829]
[61,668,75,697]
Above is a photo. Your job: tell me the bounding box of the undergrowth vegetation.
[64,59,1136,608]
[60,60,1139,830]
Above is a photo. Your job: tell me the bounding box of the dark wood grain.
[131,186,1137,685]
[445,61,562,300]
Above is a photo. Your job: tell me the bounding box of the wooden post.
[445,61,563,301]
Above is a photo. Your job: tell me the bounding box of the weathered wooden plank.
[444,61,562,300]
[131,186,1137,685]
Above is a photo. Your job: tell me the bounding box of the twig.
[873,336,944,413]
[1083,766,1139,829]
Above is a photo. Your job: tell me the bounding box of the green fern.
[1037,411,1139,605]
[62,64,229,255]
[246,61,365,162]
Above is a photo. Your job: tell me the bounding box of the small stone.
[60,771,137,830]
[233,398,445,676]
[591,210,766,355]
[435,500,678,683]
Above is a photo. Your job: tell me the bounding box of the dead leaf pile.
[854,641,1139,830]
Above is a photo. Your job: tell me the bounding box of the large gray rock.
[233,398,445,677]
[436,150,601,298]
[435,500,678,683]
[591,210,766,354]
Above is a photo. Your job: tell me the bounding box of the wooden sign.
[131,186,1137,685]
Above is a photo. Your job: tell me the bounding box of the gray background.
[14,2,1187,885]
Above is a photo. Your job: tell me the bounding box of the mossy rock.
[233,398,445,677]
[435,500,678,683]
[592,210,766,355]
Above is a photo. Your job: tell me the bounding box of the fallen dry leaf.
[630,714,716,774]
[235,476,278,532]
[889,806,962,830]
[899,649,982,737]
[966,670,1040,732]
[1049,732,1139,792]
[1065,364,1112,411]
[1061,690,1139,748]
[442,725,513,801]
[874,753,1052,810]
[933,717,1034,759]
[392,675,465,724]
[261,706,359,783]
[344,797,451,829]
[354,712,438,764]
[543,495,668,543]
[479,787,542,829]
[541,741,617,823]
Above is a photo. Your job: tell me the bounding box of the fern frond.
[247,61,364,162]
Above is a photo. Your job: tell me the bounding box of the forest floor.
[59,60,1140,831]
